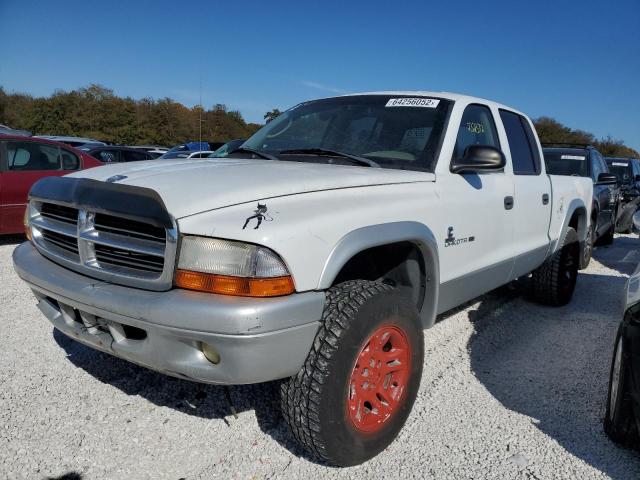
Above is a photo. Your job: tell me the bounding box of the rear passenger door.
[499,110,550,276]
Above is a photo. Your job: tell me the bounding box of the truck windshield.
[241,95,452,172]
[543,150,589,177]
[606,161,631,182]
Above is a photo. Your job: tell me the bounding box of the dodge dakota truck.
[14,92,593,466]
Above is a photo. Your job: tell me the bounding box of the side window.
[591,153,603,181]
[61,149,80,170]
[499,110,540,175]
[7,141,61,171]
[98,150,119,163]
[123,150,150,162]
[452,104,500,160]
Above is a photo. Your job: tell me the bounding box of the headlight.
[175,236,294,297]
[24,204,33,242]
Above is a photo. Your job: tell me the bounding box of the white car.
[15,91,593,466]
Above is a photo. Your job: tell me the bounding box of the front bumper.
[13,242,325,384]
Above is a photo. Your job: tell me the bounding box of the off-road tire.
[604,326,639,445]
[580,222,595,270]
[280,280,424,466]
[531,226,579,306]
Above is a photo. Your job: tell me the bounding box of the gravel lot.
[2,235,640,479]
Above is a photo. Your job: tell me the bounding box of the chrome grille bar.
[28,200,177,291]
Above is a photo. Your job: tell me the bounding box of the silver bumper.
[13,242,325,384]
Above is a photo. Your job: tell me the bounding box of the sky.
[0,0,638,150]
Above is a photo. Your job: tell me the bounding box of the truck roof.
[340,91,524,116]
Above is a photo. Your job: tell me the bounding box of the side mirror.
[596,173,618,185]
[451,145,506,174]
[633,211,640,232]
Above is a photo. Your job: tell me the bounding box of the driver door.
[435,104,515,312]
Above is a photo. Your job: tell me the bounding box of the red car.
[0,135,103,234]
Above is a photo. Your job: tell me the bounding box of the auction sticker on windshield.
[385,98,440,108]
[561,155,586,160]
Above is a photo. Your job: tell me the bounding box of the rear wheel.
[604,327,638,445]
[531,227,579,306]
[280,280,424,466]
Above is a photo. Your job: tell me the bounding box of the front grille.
[94,213,166,243]
[41,229,80,258]
[95,244,164,273]
[29,201,177,290]
[40,203,78,225]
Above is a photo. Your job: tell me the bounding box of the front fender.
[318,221,440,328]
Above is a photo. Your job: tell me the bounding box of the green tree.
[264,109,281,123]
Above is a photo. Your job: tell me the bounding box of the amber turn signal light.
[175,270,295,297]
[23,207,32,241]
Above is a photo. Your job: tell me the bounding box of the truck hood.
[72,158,434,218]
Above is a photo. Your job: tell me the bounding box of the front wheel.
[604,326,638,445]
[280,280,424,466]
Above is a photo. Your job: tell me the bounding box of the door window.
[499,110,540,175]
[452,104,500,161]
[96,150,119,163]
[123,150,151,162]
[7,141,61,170]
[591,152,604,181]
[61,149,80,170]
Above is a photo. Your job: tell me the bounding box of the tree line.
[0,84,637,157]
[0,84,262,146]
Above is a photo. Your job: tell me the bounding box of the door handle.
[504,196,514,210]
[542,193,549,205]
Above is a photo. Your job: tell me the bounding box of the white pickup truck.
[14,91,593,466]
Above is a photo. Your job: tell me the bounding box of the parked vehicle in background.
[543,144,619,268]
[79,145,156,163]
[34,135,106,148]
[0,135,102,234]
[606,157,640,233]
[0,124,31,136]
[16,91,593,466]
[604,213,640,447]
[157,150,216,160]
[129,145,169,158]
[207,139,246,158]
[162,141,224,158]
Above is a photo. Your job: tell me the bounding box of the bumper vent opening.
[122,324,147,341]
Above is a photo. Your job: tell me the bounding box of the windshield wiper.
[278,148,380,168]
[231,147,280,161]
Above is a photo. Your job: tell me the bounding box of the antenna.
[198,73,203,148]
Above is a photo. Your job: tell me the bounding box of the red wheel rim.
[347,324,412,433]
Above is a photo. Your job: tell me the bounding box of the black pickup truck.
[606,157,640,233]
[543,144,619,268]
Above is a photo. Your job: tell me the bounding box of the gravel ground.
[2,235,640,479]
